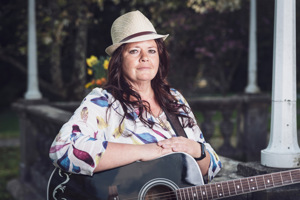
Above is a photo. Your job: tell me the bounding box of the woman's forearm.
[93,142,172,172]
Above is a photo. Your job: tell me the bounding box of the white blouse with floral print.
[49,88,222,182]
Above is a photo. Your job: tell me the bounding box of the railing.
[11,93,270,199]
[188,94,271,161]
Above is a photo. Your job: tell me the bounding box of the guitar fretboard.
[176,169,300,200]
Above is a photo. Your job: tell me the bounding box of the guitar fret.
[189,187,193,199]
[192,186,199,200]
[272,173,283,186]
[281,171,292,184]
[227,180,237,196]
[199,185,205,199]
[191,187,196,199]
[248,177,258,191]
[183,188,187,200]
[291,169,300,182]
[209,184,214,199]
[210,183,218,199]
[241,179,250,193]
[187,187,191,199]
[221,182,230,197]
[271,173,276,186]
[204,184,209,199]
[193,186,198,199]
[216,183,224,198]
[176,189,182,200]
[264,174,274,188]
[226,181,231,195]
[197,186,202,199]
[233,179,243,194]
[204,184,213,199]
[256,176,265,190]
[289,171,294,183]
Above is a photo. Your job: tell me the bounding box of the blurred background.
[0,0,300,199]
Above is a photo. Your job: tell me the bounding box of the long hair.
[103,39,194,129]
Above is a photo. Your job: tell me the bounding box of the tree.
[1,0,286,107]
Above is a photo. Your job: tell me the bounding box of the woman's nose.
[140,51,149,62]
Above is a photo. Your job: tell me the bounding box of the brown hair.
[103,39,194,129]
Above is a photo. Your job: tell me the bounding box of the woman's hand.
[139,143,173,162]
[158,136,210,176]
[157,136,200,158]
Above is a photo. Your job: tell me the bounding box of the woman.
[49,10,221,185]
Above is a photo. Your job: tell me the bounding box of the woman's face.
[122,40,159,87]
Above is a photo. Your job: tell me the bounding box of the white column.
[25,0,42,100]
[245,0,260,93]
[261,0,300,168]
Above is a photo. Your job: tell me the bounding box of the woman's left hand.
[158,136,210,176]
[157,136,200,159]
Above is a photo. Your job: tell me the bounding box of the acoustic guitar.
[47,152,300,200]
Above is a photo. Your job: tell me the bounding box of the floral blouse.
[49,88,222,182]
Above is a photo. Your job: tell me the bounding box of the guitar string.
[121,187,211,200]
[122,189,177,200]
[121,169,300,200]
[114,170,300,200]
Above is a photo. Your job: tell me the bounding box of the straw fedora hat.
[105,10,169,56]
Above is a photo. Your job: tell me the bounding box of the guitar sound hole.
[144,185,176,200]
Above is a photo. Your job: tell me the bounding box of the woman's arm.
[93,142,172,172]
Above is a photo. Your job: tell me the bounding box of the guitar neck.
[176,168,300,200]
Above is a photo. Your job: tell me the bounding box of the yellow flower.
[85,82,93,89]
[103,59,109,70]
[86,55,98,67]
[87,68,93,75]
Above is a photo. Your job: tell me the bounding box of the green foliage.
[187,0,242,14]
[0,109,20,199]
[0,147,20,200]
[85,55,109,89]
[0,110,19,139]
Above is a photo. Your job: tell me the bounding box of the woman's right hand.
[139,143,173,162]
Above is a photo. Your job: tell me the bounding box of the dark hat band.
[119,31,156,43]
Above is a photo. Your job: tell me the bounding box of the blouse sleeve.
[49,88,116,176]
[171,88,222,182]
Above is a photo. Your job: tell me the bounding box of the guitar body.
[47,152,204,200]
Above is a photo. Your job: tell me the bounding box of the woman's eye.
[149,49,156,54]
[129,49,138,54]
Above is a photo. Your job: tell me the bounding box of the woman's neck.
[131,82,155,101]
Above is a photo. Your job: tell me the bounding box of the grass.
[0,108,20,200]
[0,109,19,139]
[0,147,20,200]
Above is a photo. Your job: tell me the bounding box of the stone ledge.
[7,178,44,200]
